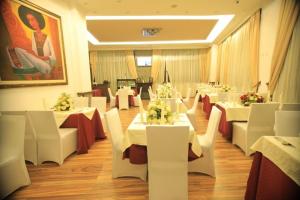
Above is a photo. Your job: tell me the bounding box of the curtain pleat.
[125,50,138,79]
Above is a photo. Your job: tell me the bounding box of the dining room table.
[122,113,202,164]
[54,107,106,154]
[245,136,300,200]
[215,101,250,140]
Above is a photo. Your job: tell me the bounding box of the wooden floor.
[8,99,253,200]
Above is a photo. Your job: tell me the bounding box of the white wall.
[0,0,91,110]
[258,0,281,92]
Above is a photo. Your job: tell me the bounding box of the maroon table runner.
[245,152,300,200]
[202,95,214,119]
[215,104,233,140]
[60,109,106,154]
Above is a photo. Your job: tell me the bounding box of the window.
[134,50,152,67]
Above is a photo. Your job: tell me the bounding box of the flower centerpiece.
[146,99,174,124]
[222,85,231,92]
[157,83,173,98]
[240,92,264,106]
[53,93,73,111]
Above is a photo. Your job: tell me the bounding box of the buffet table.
[245,136,300,200]
[55,107,106,154]
[122,113,202,164]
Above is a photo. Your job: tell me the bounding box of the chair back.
[137,95,145,111]
[189,92,201,113]
[73,97,88,108]
[91,97,107,113]
[247,103,280,132]
[108,88,114,99]
[27,111,60,140]
[1,111,36,140]
[139,87,142,95]
[204,106,222,146]
[281,103,300,111]
[0,115,25,157]
[104,108,123,149]
[274,111,300,136]
[118,88,129,109]
[146,125,189,200]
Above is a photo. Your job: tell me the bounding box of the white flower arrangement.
[222,85,231,92]
[157,83,173,98]
[53,93,74,111]
[146,99,174,124]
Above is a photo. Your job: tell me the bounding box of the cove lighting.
[86,15,234,45]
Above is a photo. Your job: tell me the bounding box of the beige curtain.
[125,50,138,79]
[269,0,300,95]
[151,49,163,82]
[216,10,260,91]
[199,48,209,83]
[273,13,300,103]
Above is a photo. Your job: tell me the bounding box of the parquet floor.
[7,99,253,200]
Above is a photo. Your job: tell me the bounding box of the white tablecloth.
[116,89,135,96]
[122,113,202,157]
[216,102,250,121]
[54,107,96,126]
[251,136,300,186]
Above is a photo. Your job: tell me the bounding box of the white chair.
[148,87,156,101]
[188,106,222,177]
[118,88,129,110]
[137,95,145,112]
[232,103,280,156]
[274,111,300,137]
[182,88,192,104]
[146,126,189,200]
[108,88,116,108]
[0,115,31,199]
[91,97,107,132]
[73,97,88,108]
[104,108,147,180]
[28,111,77,165]
[133,87,142,106]
[1,111,38,166]
[281,103,300,111]
[186,92,201,130]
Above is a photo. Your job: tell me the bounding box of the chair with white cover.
[73,97,88,108]
[281,103,300,111]
[146,125,189,200]
[1,111,37,166]
[133,87,142,106]
[0,115,31,199]
[104,108,147,180]
[186,92,201,130]
[137,95,145,112]
[118,88,129,110]
[182,88,192,104]
[28,111,77,165]
[188,106,222,177]
[232,103,280,156]
[108,88,116,108]
[91,97,107,132]
[274,111,300,137]
[148,87,156,101]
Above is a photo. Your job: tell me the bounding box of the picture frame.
[0,0,68,88]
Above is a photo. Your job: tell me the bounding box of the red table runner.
[60,109,106,154]
[123,143,200,164]
[215,104,232,140]
[202,95,214,119]
[245,152,300,200]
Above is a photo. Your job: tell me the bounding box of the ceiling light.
[86,15,233,20]
[142,28,161,37]
[86,30,100,45]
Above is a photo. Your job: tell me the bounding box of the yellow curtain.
[89,51,97,80]
[125,50,138,79]
[199,48,209,83]
[269,0,300,95]
[151,49,162,82]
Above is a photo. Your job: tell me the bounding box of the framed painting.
[0,0,67,88]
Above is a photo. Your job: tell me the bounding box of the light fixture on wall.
[142,28,161,37]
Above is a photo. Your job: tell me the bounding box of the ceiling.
[75,0,273,50]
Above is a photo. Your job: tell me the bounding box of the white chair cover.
[118,88,129,110]
[28,111,77,165]
[0,115,31,199]
[274,111,300,136]
[133,88,142,107]
[91,97,107,132]
[108,88,116,108]
[187,92,201,130]
[73,97,88,108]
[188,106,222,177]
[146,125,189,200]
[182,88,192,104]
[104,108,147,180]
[1,111,38,165]
[232,103,280,156]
